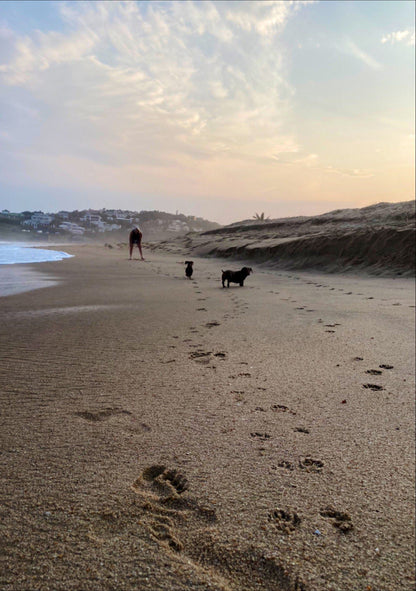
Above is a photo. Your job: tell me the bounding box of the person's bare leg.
[138,243,144,260]
[129,244,133,259]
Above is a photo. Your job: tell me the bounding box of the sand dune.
[153,201,415,276]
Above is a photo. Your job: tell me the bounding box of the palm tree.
[253,212,270,221]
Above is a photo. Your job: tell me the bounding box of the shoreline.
[0,242,73,297]
[0,263,60,297]
[1,243,414,590]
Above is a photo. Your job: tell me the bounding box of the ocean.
[0,242,72,297]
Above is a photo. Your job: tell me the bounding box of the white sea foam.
[0,242,72,265]
[0,242,72,297]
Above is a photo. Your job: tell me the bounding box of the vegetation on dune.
[253,212,270,221]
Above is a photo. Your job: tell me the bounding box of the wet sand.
[0,265,59,297]
[0,243,414,591]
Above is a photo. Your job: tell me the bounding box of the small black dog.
[222,267,252,287]
[185,261,194,279]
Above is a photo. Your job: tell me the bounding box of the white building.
[167,220,190,232]
[94,221,122,232]
[80,213,102,224]
[59,222,85,235]
[23,212,54,228]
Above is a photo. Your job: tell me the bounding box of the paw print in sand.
[299,457,324,472]
[320,506,353,532]
[268,508,301,534]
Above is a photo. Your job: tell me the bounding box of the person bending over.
[129,227,144,260]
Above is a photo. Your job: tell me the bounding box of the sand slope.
[0,244,414,590]
[154,201,415,276]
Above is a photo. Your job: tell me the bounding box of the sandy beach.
[1,243,414,591]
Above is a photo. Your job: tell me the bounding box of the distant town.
[0,208,220,241]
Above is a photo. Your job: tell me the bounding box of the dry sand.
[0,243,415,591]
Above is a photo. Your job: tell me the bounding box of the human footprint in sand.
[129,227,145,260]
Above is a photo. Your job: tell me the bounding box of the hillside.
[0,209,221,242]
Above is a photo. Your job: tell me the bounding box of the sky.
[0,1,414,224]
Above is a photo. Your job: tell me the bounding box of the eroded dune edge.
[153,201,415,277]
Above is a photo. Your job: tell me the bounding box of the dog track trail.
[267,503,352,537]
[189,351,212,364]
[271,404,297,416]
[131,465,307,591]
[298,457,324,472]
[362,383,385,391]
[274,461,295,471]
[272,456,324,474]
[189,350,228,365]
[250,432,272,441]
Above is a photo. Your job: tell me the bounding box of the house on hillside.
[167,219,190,232]
[93,221,122,232]
[1,210,22,219]
[59,222,85,235]
[23,212,54,229]
[80,213,102,225]
[104,210,135,223]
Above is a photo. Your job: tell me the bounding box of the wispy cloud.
[325,166,374,179]
[0,1,306,168]
[272,152,374,179]
[381,29,415,46]
[224,0,315,37]
[342,39,382,70]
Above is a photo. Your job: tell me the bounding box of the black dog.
[185,261,194,279]
[222,267,252,287]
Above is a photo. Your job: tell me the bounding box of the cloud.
[0,0,309,173]
[2,0,410,222]
[225,1,293,37]
[381,30,415,46]
[272,152,374,178]
[343,39,382,70]
[325,166,374,179]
